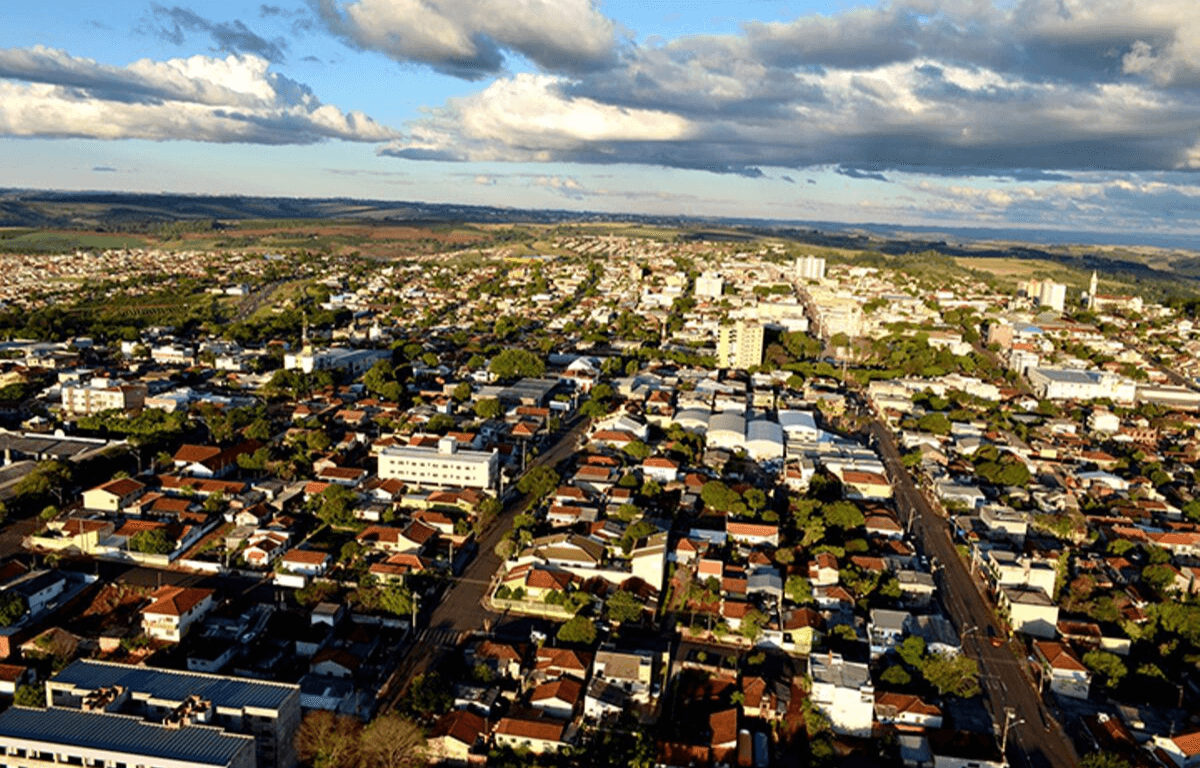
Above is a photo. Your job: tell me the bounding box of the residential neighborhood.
[0,227,1198,768]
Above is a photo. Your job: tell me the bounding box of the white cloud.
[0,46,397,143]
[313,0,618,78]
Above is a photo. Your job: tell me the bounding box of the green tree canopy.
[605,590,643,624]
[128,528,174,555]
[557,616,598,644]
[489,349,545,380]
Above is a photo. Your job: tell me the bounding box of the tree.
[605,590,643,624]
[897,636,926,668]
[740,609,768,640]
[128,528,174,555]
[1083,650,1127,689]
[517,465,559,503]
[14,460,72,504]
[474,397,502,420]
[823,501,865,530]
[316,484,355,526]
[13,684,44,708]
[0,592,26,627]
[785,575,812,605]
[700,480,741,513]
[917,412,951,435]
[404,673,452,717]
[358,714,427,768]
[880,665,912,686]
[295,710,361,768]
[378,584,414,617]
[623,440,652,461]
[1080,753,1131,768]
[489,349,545,380]
[920,653,980,698]
[451,382,472,402]
[494,539,517,560]
[557,616,598,644]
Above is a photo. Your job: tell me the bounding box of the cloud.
[92,166,118,172]
[310,0,619,79]
[146,5,289,63]
[375,0,1200,181]
[0,46,397,144]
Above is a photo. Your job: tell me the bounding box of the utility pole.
[1000,707,1024,758]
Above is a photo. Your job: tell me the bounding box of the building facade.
[377,438,499,490]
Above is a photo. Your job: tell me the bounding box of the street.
[869,419,1079,768]
[376,416,591,709]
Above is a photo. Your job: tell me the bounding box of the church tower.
[1088,271,1098,311]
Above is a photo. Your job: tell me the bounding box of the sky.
[4,0,1200,238]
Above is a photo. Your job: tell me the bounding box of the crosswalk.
[410,627,465,650]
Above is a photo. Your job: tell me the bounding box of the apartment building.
[61,379,147,416]
[717,320,764,370]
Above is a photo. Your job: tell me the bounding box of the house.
[502,564,575,601]
[368,553,433,582]
[82,477,145,512]
[874,691,944,730]
[427,710,487,765]
[310,648,361,679]
[140,586,216,642]
[869,609,910,659]
[809,552,839,586]
[493,713,569,754]
[529,677,583,720]
[842,470,893,501]
[0,664,30,697]
[707,708,739,764]
[740,676,790,722]
[279,549,332,578]
[534,647,592,680]
[1153,728,1200,768]
[243,531,289,568]
[641,457,680,484]
[1033,641,1090,700]
[466,640,525,680]
[726,521,779,547]
[809,652,874,737]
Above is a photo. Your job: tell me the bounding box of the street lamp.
[1000,707,1025,756]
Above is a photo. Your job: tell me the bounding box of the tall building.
[694,271,724,299]
[378,437,500,490]
[717,321,765,369]
[794,255,827,282]
[1088,271,1098,311]
[1024,280,1066,314]
[47,659,301,768]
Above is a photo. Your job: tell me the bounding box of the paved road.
[869,419,1079,768]
[377,416,591,709]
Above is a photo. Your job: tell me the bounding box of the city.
[0,222,1195,768]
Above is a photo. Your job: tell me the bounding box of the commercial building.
[0,707,256,768]
[378,437,499,490]
[47,660,301,768]
[717,321,764,369]
[1025,280,1067,313]
[61,379,147,416]
[1026,367,1136,403]
[283,347,389,375]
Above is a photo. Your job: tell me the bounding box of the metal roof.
[51,660,297,711]
[0,707,253,766]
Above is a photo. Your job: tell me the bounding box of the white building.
[695,271,725,299]
[809,652,874,737]
[795,255,826,281]
[998,585,1059,639]
[1027,280,1067,313]
[61,378,147,416]
[284,346,389,375]
[378,437,499,490]
[1026,367,1136,403]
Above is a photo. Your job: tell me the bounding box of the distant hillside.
[1,188,1198,299]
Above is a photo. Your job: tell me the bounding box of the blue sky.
[3,0,1200,236]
